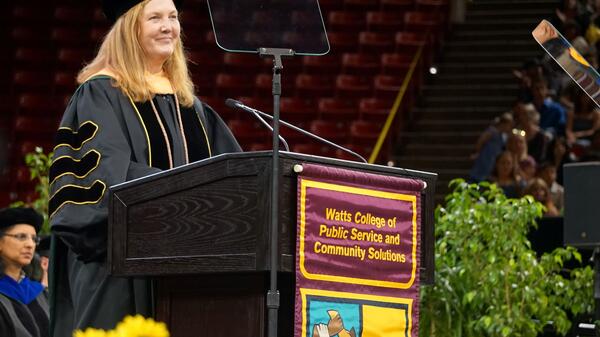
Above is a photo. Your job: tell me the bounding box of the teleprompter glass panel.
[207,0,330,55]
[533,19,600,108]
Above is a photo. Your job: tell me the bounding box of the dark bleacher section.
[0,0,450,207]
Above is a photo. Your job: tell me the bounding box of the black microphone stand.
[258,47,294,337]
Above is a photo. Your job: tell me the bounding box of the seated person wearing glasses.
[0,207,48,337]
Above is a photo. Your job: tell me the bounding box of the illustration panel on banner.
[299,179,418,289]
[301,289,412,337]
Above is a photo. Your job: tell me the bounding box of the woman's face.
[0,224,37,270]
[532,186,548,202]
[497,153,514,177]
[139,0,180,70]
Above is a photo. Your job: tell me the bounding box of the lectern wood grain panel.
[108,151,436,337]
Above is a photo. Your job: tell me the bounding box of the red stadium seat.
[318,0,345,12]
[395,31,433,66]
[223,53,269,72]
[358,31,395,53]
[237,96,272,115]
[54,6,94,25]
[404,11,445,37]
[366,12,404,32]
[13,71,53,93]
[56,48,93,71]
[192,73,216,97]
[215,74,255,98]
[335,143,372,161]
[295,74,335,97]
[291,10,316,26]
[90,27,109,42]
[254,73,296,97]
[200,96,236,120]
[179,10,211,30]
[335,74,372,97]
[381,53,413,74]
[415,0,449,13]
[326,32,359,53]
[10,27,49,47]
[309,120,349,144]
[13,116,59,139]
[380,0,415,11]
[373,74,416,111]
[53,71,78,95]
[381,52,424,90]
[328,11,366,32]
[350,120,382,145]
[16,141,54,158]
[15,48,55,69]
[227,119,268,147]
[344,0,379,11]
[51,27,90,47]
[359,97,394,121]
[292,143,335,157]
[181,28,211,48]
[341,53,380,75]
[18,94,61,117]
[12,5,52,23]
[374,74,404,98]
[248,142,272,151]
[318,97,360,120]
[280,97,318,123]
[302,55,341,74]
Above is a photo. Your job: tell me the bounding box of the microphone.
[225,98,290,152]
[225,99,367,163]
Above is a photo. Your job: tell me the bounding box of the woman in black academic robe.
[0,207,48,337]
[49,0,241,336]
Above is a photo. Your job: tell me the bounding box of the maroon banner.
[295,164,424,337]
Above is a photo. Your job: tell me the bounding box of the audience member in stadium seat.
[513,101,551,164]
[554,0,592,33]
[513,59,545,102]
[48,0,240,335]
[531,79,567,136]
[520,156,537,184]
[468,113,513,182]
[580,129,600,160]
[506,130,537,181]
[524,178,561,216]
[0,207,48,337]
[489,151,526,198]
[537,162,565,212]
[565,90,600,146]
[547,136,574,185]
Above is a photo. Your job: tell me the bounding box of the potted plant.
[420,180,594,337]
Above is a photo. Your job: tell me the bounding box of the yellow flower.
[73,327,107,337]
[73,315,169,337]
[114,315,170,337]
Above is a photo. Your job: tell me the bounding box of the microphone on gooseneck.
[225,98,367,163]
[225,98,290,152]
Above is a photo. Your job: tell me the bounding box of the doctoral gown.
[0,275,49,337]
[48,75,241,336]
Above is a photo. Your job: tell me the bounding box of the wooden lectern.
[108,151,436,337]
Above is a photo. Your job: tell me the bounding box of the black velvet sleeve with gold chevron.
[49,77,161,262]
[50,76,241,263]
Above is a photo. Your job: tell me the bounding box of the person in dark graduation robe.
[48,0,241,335]
[0,207,49,337]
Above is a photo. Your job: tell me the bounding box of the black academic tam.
[0,208,42,233]
[102,0,184,23]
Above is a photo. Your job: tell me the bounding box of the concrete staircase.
[393,0,558,203]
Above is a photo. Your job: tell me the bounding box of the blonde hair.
[77,0,195,106]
